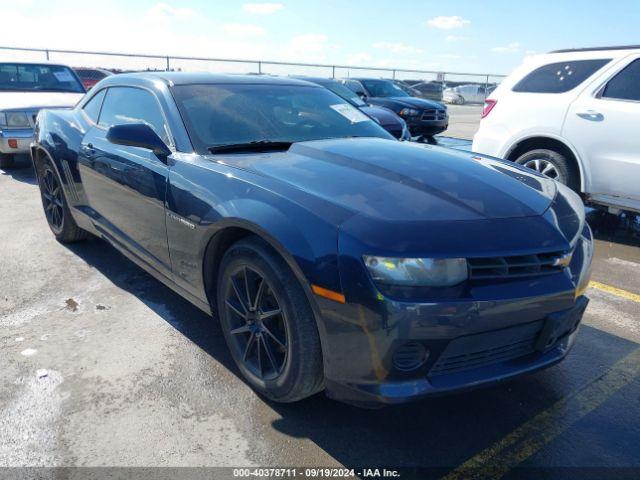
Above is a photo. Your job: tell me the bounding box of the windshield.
[360,79,410,98]
[172,83,393,154]
[0,63,85,93]
[321,81,367,107]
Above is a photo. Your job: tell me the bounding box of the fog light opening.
[393,342,428,371]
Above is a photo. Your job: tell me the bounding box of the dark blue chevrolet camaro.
[31,73,593,406]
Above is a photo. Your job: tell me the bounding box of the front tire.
[36,157,89,243]
[0,153,15,169]
[217,237,324,402]
[515,148,579,191]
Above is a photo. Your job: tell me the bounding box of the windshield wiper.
[208,140,293,154]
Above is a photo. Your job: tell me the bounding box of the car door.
[563,55,640,203]
[77,86,173,273]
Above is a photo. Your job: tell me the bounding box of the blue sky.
[2,0,639,76]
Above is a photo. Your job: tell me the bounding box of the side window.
[602,59,640,102]
[99,87,170,144]
[513,59,611,94]
[82,89,106,124]
[344,80,365,95]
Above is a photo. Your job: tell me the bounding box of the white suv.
[473,46,640,214]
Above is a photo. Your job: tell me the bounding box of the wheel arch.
[504,135,586,192]
[201,219,325,334]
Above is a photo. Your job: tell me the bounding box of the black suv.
[342,78,448,139]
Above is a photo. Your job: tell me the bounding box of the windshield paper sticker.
[53,70,74,82]
[330,104,371,123]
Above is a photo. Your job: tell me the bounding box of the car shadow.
[1,155,38,185]
[587,209,640,248]
[62,237,640,474]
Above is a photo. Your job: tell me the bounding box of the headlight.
[399,108,420,117]
[2,111,30,128]
[363,256,468,287]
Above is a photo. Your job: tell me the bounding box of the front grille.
[467,251,568,280]
[430,320,543,376]
[421,109,447,121]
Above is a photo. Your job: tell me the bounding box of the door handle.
[576,110,604,121]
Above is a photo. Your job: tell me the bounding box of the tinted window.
[513,59,611,93]
[82,89,106,123]
[321,81,367,107]
[602,59,640,101]
[360,79,410,97]
[0,63,84,93]
[343,80,365,95]
[171,83,392,154]
[99,87,169,143]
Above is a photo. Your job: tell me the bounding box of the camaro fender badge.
[167,211,196,230]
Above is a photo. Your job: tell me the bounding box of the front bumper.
[322,296,588,406]
[0,128,35,154]
[405,117,448,137]
[317,225,593,406]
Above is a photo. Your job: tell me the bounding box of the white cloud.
[222,23,266,37]
[446,35,468,42]
[242,2,284,14]
[145,2,194,22]
[372,42,423,55]
[346,52,372,64]
[287,33,329,56]
[426,16,470,29]
[492,42,521,53]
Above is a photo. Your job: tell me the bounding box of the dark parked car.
[32,73,593,406]
[73,67,113,90]
[342,77,448,139]
[294,76,410,140]
[403,80,444,101]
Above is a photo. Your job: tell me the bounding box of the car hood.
[216,138,557,223]
[0,91,84,110]
[374,96,444,109]
[359,105,403,127]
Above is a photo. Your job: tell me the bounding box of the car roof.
[549,45,640,54]
[0,60,74,68]
[290,75,337,85]
[103,72,320,87]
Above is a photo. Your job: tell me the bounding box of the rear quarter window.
[602,59,640,101]
[512,59,611,93]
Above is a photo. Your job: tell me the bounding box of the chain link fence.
[0,46,506,104]
[1,46,509,139]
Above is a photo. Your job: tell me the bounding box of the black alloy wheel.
[223,265,289,381]
[217,236,324,402]
[41,166,65,234]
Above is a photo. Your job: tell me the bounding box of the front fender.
[166,164,341,309]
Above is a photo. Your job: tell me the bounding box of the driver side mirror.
[106,123,171,160]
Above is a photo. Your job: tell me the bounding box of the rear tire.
[0,153,15,169]
[515,148,580,191]
[36,157,89,243]
[217,236,324,402]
